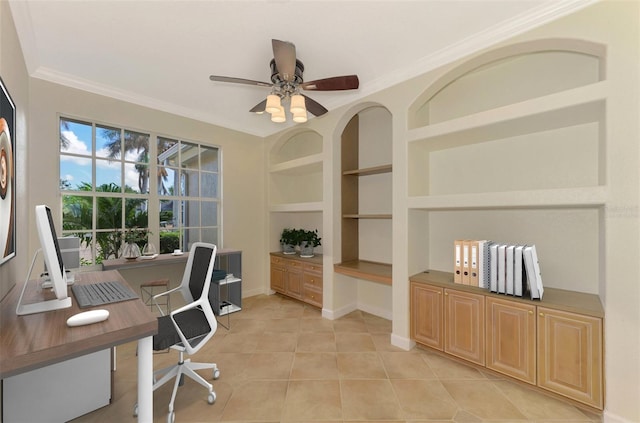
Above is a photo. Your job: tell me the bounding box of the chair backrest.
[173,242,218,355]
[178,242,217,304]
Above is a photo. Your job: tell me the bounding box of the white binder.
[505,245,515,295]
[497,244,506,294]
[514,245,525,297]
[489,243,499,293]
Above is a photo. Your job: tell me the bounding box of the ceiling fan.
[209,39,359,122]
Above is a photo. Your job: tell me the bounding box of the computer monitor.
[16,205,72,315]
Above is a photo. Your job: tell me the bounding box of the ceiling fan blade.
[272,39,297,82]
[209,75,272,88]
[301,75,360,91]
[302,94,328,117]
[249,99,267,113]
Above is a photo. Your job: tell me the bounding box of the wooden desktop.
[0,270,158,422]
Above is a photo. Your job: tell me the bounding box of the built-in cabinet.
[405,38,608,411]
[410,271,604,410]
[268,130,324,306]
[270,252,323,308]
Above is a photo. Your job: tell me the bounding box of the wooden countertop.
[103,248,241,271]
[410,269,604,318]
[0,270,157,379]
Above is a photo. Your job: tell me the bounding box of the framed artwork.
[0,76,16,266]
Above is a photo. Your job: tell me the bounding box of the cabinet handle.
[444,292,448,296]
[438,291,441,295]
[528,310,533,314]
[539,312,544,317]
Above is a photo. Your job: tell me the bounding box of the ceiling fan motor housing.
[270,59,305,88]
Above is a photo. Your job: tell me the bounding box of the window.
[59,117,220,265]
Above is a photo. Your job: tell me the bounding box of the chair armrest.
[151,286,181,315]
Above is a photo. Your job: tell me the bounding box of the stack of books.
[454,240,543,300]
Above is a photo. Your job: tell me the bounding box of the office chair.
[134,242,224,423]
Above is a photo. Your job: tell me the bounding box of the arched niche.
[409,38,606,129]
[269,129,323,166]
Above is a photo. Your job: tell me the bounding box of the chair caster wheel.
[213,368,221,379]
[167,410,175,423]
[208,391,216,404]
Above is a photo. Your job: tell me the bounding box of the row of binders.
[454,240,544,300]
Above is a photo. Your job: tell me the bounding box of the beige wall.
[0,0,30,301]
[265,2,640,421]
[3,1,640,421]
[27,78,267,298]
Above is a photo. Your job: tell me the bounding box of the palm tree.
[100,128,150,193]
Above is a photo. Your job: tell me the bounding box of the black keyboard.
[72,280,139,308]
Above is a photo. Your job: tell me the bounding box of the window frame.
[59,114,222,265]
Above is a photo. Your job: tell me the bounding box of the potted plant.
[280,228,299,255]
[121,227,150,259]
[298,229,321,258]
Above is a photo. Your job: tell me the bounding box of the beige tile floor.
[73,294,603,423]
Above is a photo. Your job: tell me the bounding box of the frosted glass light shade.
[266,95,282,114]
[271,106,286,123]
[290,94,306,114]
[292,110,307,123]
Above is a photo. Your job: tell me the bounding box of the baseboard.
[390,333,414,351]
[322,302,358,320]
[604,410,636,423]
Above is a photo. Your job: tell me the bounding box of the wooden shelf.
[343,164,392,176]
[343,214,392,219]
[334,260,392,285]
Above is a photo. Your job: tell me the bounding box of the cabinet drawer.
[303,285,323,308]
[303,262,322,275]
[287,259,303,269]
[270,256,284,265]
[303,272,323,289]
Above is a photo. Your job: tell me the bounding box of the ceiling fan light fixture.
[292,110,307,123]
[266,94,281,114]
[290,94,306,114]
[271,106,286,123]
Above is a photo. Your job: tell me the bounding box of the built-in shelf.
[269,153,323,174]
[343,214,392,219]
[407,186,607,210]
[334,259,392,285]
[270,202,324,213]
[343,164,392,176]
[407,82,607,150]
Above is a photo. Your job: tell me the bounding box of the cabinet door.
[270,263,285,293]
[444,289,485,365]
[537,307,603,409]
[270,256,286,293]
[486,297,536,384]
[410,282,443,350]
[285,260,303,299]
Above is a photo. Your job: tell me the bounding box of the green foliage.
[160,231,180,254]
[298,229,322,247]
[280,228,321,247]
[62,182,149,262]
[280,228,300,245]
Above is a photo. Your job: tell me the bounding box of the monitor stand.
[15,249,72,316]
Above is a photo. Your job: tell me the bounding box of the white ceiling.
[9,0,593,137]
